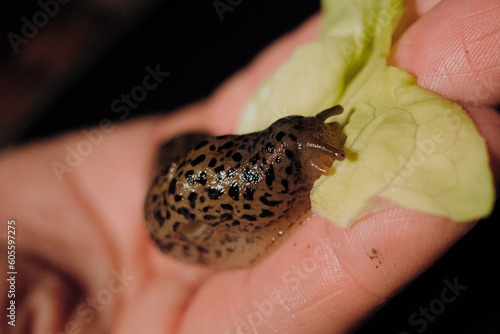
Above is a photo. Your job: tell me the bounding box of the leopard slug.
[144,105,345,269]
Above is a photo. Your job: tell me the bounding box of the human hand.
[1,0,499,333]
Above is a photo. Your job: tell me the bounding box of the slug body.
[144,105,345,269]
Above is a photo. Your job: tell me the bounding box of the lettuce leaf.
[237,0,494,227]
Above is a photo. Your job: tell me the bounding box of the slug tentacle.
[315,105,343,122]
[144,105,345,269]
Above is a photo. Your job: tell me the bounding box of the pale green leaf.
[237,0,494,227]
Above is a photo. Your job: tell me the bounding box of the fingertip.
[466,105,500,186]
[389,0,500,107]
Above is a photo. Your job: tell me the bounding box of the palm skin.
[1,0,499,333]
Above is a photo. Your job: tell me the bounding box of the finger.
[390,0,500,181]
[466,105,500,184]
[181,208,474,333]
[389,0,500,107]
[172,10,485,334]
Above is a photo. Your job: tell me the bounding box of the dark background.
[4,0,499,332]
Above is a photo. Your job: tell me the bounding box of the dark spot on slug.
[249,153,260,165]
[219,141,234,150]
[275,131,286,141]
[185,170,195,183]
[232,152,243,162]
[191,154,206,167]
[221,213,233,221]
[177,207,191,220]
[194,140,209,150]
[281,179,289,193]
[197,246,209,253]
[243,187,255,201]
[208,158,217,167]
[260,209,274,218]
[168,179,176,194]
[204,187,224,200]
[265,142,275,153]
[154,210,165,227]
[242,214,257,221]
[259,194,283,207]
[162,242,175,252]
[197,171,207,186]
[188,192,198,209]
[214,165,224,174]
[265,165,275,188]
[229,183,239,201]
